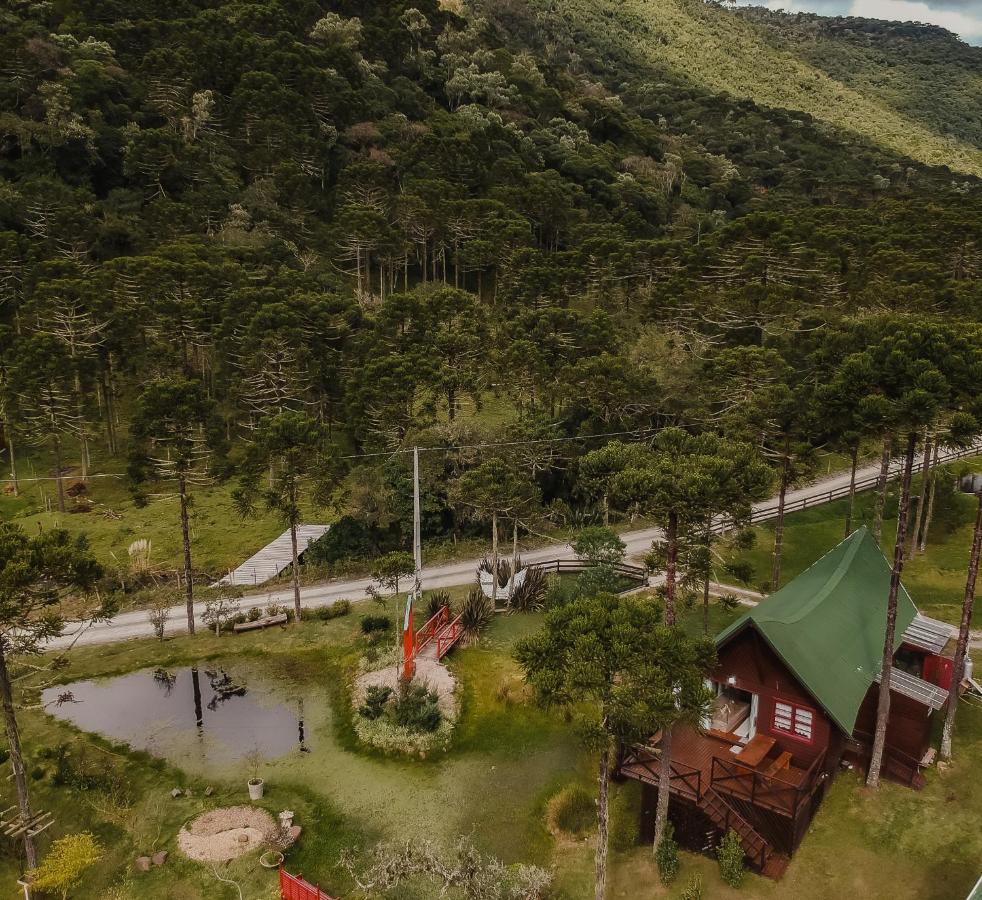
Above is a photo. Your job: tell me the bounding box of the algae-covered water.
[42,654,580,861]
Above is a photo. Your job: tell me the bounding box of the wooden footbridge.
[402,603,464,679]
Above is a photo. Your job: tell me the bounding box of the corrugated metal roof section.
[901,613,957,655]
[875,669,949,711]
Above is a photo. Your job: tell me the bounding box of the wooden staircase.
[697,786,771,870]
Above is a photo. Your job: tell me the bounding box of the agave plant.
[459,586,494,643]
[424,590,451,621]
[509,565,547,613]
[478,556,512,588]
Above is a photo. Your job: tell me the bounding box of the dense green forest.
[0,0,980,575]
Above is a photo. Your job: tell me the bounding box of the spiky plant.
[510,565,547,613]
[459,586,494,643]
[425,590,451,621]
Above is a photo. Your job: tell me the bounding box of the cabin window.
[772,699,814,743]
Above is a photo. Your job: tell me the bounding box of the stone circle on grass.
[177,806,278,863]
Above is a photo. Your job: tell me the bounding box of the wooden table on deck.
[735,733,776,768]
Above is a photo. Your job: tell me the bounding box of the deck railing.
[621,744,702,799]
[710,747,827,819]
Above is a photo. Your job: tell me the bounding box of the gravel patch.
[177,806,277,863]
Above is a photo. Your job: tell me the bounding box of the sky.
[734,0,982,44]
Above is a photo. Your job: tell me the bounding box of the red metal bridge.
[402,603,464,678]
[414,604,464,661]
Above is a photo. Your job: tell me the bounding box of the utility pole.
[402,447,423,681]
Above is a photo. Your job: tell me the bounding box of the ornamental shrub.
[680,875,704,900]
[359,685,393,720]
[717,829,745,888]
[393,683,442,733]
[656,821,680,885]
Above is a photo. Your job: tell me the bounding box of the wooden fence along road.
[49,438,982,649]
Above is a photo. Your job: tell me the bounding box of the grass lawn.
[723,456,982,624]
[4,516,982,897]
[1,444,298,579]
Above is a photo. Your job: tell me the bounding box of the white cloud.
[847,0,982,40]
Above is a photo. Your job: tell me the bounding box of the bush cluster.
[547,784,595,836]
[316,599,351,620]
[360,614,392,634]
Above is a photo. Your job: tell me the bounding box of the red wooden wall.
[715,627,832,767]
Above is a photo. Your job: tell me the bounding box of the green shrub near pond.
[360,614,392,634]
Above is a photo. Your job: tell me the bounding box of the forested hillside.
[734,8,982,152]
[0,0,980,574]
[499,0,982,176]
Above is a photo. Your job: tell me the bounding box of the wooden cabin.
[619,527,955,877]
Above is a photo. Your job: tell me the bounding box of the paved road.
[49,443,982,650]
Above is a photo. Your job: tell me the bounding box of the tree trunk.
[52,432,65,513]
[594,741,611,900]
[509,518,519,605]
[918,441,940,554]
[844,445,858,538]
[872,432,893,548]
[771,453,790,590]
[290,519,302,622]
[703,523,712,635]
[4,427,17,496]
[940,491,982,761]
[665,510,678,627]
[653,727,673,853]
[905,430,932,560]
[179,473,195,636]
[0,641,37,868]
[490,510,499,606]
[867,431,917,788]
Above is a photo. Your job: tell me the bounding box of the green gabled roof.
[716,527,918,735]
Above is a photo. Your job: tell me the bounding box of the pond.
[40,636,583,863]
[42,664,313,764]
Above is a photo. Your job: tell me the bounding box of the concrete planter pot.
[248,778,264,801]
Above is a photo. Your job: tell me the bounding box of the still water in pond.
[42,665,312,763]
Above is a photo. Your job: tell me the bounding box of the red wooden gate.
[279,867,336,900]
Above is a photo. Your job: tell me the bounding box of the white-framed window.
[772,699,814,743]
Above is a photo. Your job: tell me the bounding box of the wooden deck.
[620,727,816,819]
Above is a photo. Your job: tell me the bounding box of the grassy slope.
[724,456,982,623]
[522,0,982,176]
[735,9,982,150]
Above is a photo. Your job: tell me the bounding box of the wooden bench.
[233,613,288,633]
[763,751,792,777]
